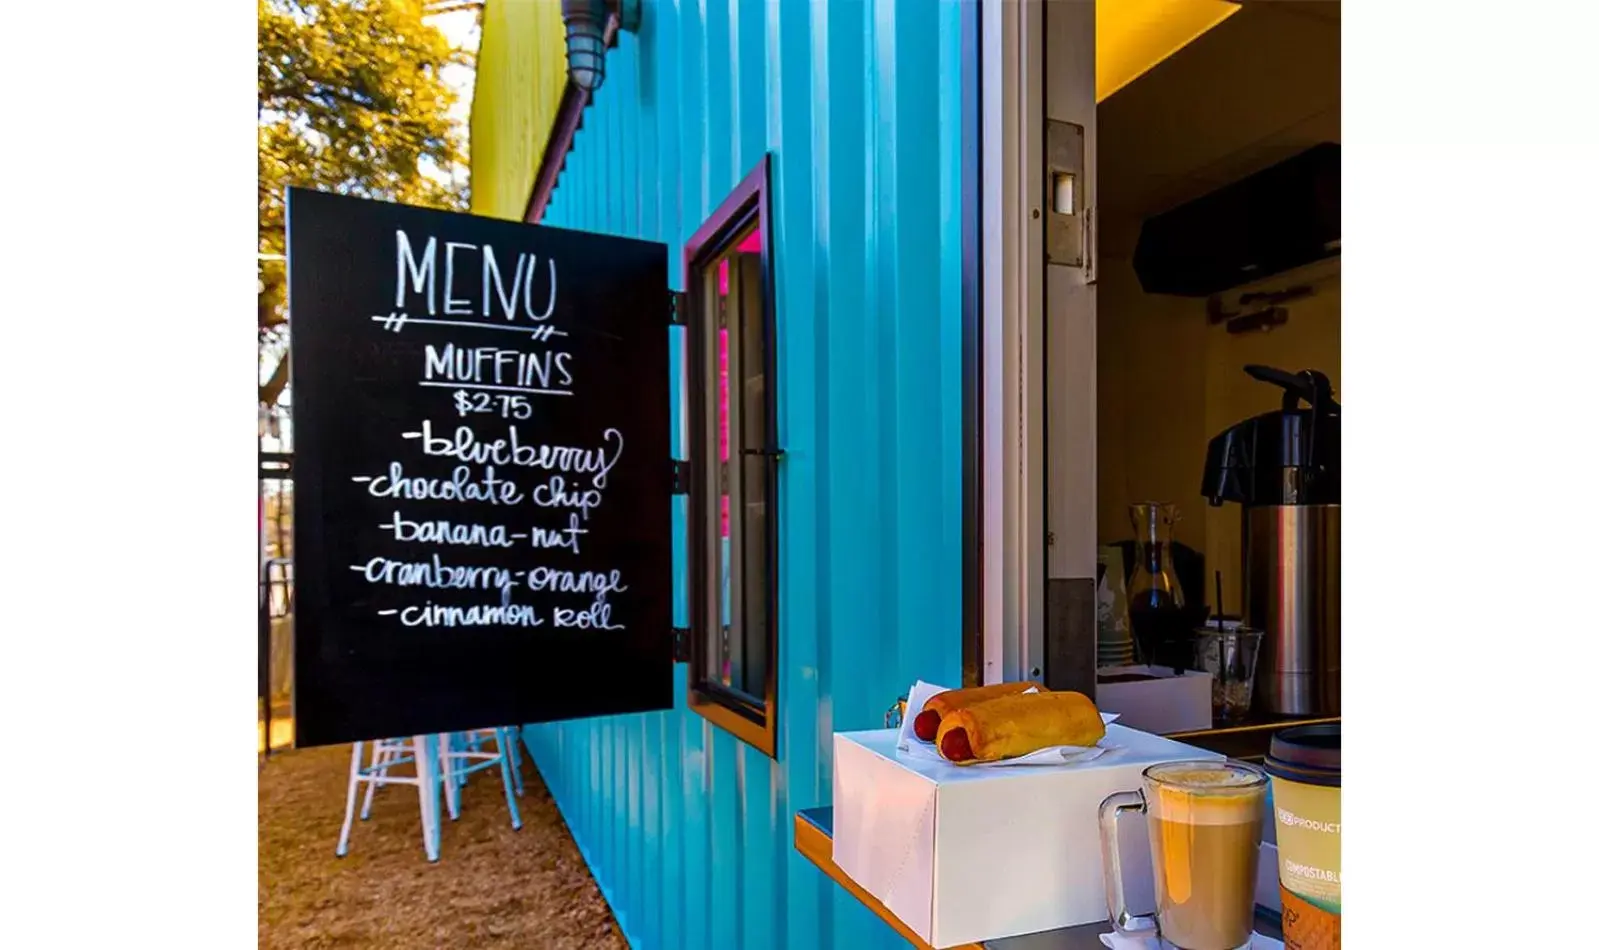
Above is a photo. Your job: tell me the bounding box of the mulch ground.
[259,742,627,950]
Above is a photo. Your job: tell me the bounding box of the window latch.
[740,446,785,460]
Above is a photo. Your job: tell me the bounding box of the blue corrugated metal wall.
[520,2,966,947]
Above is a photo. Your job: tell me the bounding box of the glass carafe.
[1127,502,1186,666]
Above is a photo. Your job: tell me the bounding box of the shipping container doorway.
[981,1,1341,700]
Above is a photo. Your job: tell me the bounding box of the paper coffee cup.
[1265,724,1341,917]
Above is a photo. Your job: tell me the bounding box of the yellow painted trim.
[1097,0,1243,102]
[470,0,569,220]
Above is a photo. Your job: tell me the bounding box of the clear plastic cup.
[1193,623,1264,723]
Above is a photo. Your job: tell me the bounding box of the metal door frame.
[979,0,1097,690]
[979,0,1046,686]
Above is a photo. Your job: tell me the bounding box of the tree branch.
[260,353,290,407]
[262,83,380,113]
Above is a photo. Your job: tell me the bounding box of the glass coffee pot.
[1126,502,1193,668]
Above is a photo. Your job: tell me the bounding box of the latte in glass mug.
[1100,761,1268,950]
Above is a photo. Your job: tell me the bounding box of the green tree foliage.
[258,0,475,405]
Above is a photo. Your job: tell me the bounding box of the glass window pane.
[734,248,768,700]
[696,221,770,706]
[691,202,773,730]
[699,261,728,689]
[718,278,734,689]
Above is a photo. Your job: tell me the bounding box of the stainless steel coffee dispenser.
[1201,366,1340,716]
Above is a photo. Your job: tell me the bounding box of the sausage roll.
[912,682,1044,741]
[935,691,1105,763]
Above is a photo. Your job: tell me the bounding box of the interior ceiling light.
[1097,0,1242,102]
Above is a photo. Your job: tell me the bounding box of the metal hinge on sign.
[259,451,293,480]
[672,460,691,495]
[669,291,688,326]
[672,626,691,663]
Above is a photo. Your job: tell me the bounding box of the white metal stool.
[453,726,525,797]
[439,727,522,830]
[335,734,443,861]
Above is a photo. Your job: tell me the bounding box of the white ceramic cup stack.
[1097,546,1136,667]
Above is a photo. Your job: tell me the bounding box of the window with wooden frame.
[684,157,779,757]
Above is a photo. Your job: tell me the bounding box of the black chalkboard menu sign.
[286,188,673,747]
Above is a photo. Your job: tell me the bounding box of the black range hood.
[1133,142,1340,297]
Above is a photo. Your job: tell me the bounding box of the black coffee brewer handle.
[1243,364,1338,412]
[1242,364,1339,508]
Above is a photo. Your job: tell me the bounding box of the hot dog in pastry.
[911,682,1045,741]
[935,690,1105,763]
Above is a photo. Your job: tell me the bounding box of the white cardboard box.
[1095,665,1213,735]
[832,726,1224,949]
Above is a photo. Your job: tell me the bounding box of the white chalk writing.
[407,420,622,485]
[423,343,574,391]
[395,229,556,322]
[359,461,525,506]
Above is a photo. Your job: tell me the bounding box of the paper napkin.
[1097,922,1284,950]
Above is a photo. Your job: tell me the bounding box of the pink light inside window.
[716,230,760,540]
[718,259,730,538]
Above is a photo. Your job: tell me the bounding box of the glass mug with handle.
[1099,760,1268,950]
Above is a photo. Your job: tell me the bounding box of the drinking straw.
[1213,570,1226,708]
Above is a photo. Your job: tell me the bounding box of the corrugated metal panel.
[520,2,966,947]
[469,0,567,220]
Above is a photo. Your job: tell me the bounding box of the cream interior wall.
[1095,255,1210,555]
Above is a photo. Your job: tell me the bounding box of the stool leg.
[506,727,524,797]
[416,735,440,862]
[459,731,477,787]
[336,741,364,857]
[359,739,387,820]
[440,733,460,821]
[495,727,522,831]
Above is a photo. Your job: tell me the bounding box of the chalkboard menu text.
[287,189,673,747]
